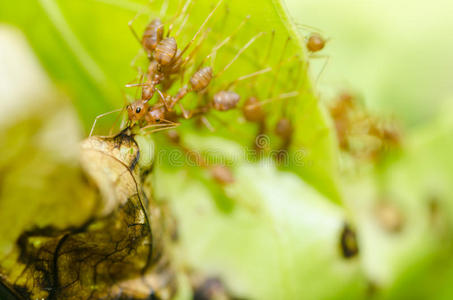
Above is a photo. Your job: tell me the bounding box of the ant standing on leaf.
[295,23,330,86]
[236,34,302,157]
[306,31,330,86]
[139,29,267,128]
[89,0,262,137]
[89,0,226,137]
[126,0,224,106]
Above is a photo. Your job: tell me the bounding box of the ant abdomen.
[212,91,240,111]
[155,37,177,65]
[275,118,293,139]
[243,97,266,122]
[142,19,164,53]
[190,67,213,92]
[210,165,234,185]
[306,33,325,52]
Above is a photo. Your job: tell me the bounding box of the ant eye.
[155,118,160,122]
[135,107,142,113]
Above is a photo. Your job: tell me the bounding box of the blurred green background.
[286,0,453,128]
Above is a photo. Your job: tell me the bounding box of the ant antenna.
[90,108,123,137]
[108,92,134,135]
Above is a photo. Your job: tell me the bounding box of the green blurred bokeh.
[286,0,453,127]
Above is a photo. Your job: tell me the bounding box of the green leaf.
[0,0,341,202]
[154,161,365,299]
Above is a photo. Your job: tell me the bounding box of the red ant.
[126,0,224,103]
[141,30,266,122]
[90,9,261,137]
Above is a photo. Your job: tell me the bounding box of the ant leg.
[177,0,224,58]
[181,28,211,69]
[207,15,249,64]
[159,118,179,126]
[128,13,142,45]
[178,102,191,119]
[125,82,148,88]
[141,123,174,130]
[125,66,143,85]
[248,91,300,109]
[174,13,190,37]
[159,0,170,16]
[225,67,272,89]
[141,124,179,134]
[156,89,172,110]
[261,29,275,66]
[167,0,192,37]
[89,108,123,137]
[130,51,145,70]
[267,36,291,97]
[295,23,324,34]
[193,15,249,71]
[216,31,265,78]
[309,54,330,88]
[200,116,215,132]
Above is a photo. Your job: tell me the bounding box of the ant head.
[306,33,326,52]
[126,100,149,122]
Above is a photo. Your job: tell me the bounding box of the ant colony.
[88,0,325,167]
